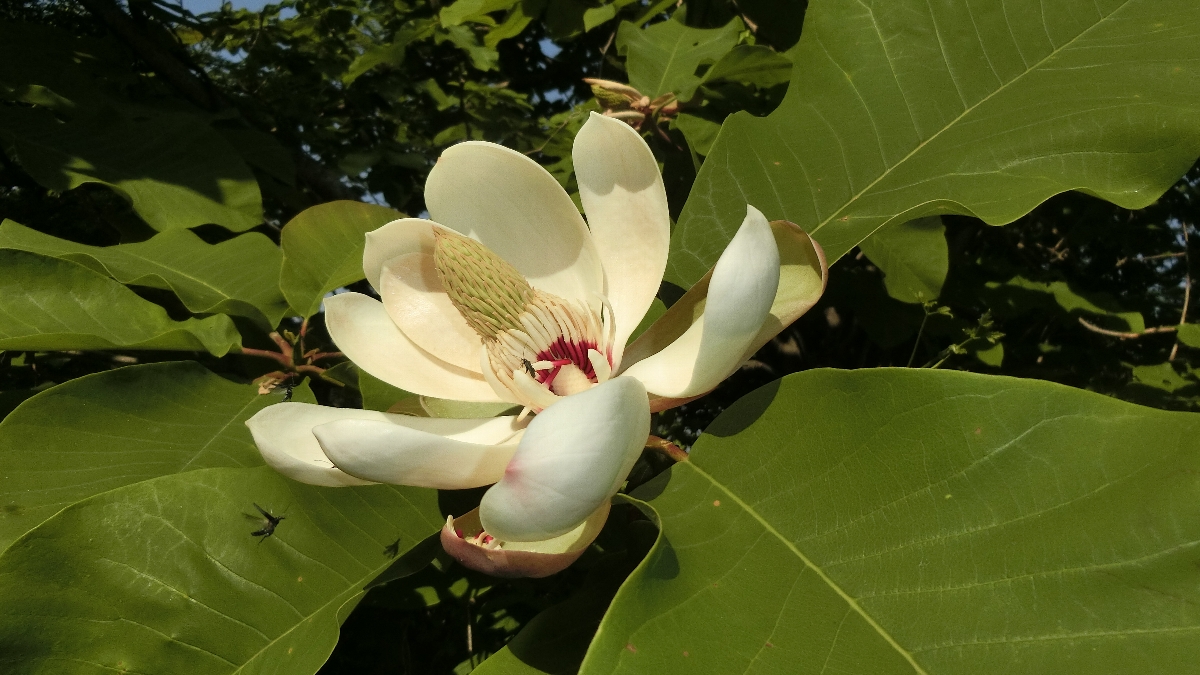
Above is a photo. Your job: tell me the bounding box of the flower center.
[433,229,615,411]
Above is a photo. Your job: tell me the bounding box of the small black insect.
[250,503,285,541]
[281,382,294,402]
[521,358,536,378]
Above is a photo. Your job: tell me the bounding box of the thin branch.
[645,436,688,462]
[1077,317,1177,340]
[1169,222,1192,361]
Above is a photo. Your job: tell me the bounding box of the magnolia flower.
[247,113,827,577]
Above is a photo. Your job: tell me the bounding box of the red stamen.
[454,529,463,538]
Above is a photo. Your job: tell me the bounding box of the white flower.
[247,113,827,576]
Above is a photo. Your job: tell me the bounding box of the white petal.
[574,112,670,363]
[313,415,524,489]
[362,218,438,293]
[379,253,483,372]
[479,377,649,542]
[245,403,379,487]
[425,141,604,304]
[622,205,780,398]
[325,292,502,402]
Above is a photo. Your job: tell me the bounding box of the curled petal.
[425,141,604,305]
[574,112,670,364]
[441,502,609,578]
[245,403,379,487]
[479,377,649,542]
[621,205,780,399]
[313,415,523,489]
[362,218,439,293]
[379,253,483,372]
[325,292,501,402]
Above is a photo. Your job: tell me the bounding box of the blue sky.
[180,0,274,14]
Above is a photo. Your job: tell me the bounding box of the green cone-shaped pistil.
[433,229,532,338]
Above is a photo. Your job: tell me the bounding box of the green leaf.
[0,466,443,675]
[1131,362,1197,393]
[858,216,948,303]
[615,15,742,100]
[673,113,722,156]
[0,361,284,553]
[0,105,262,233]
[0,220,288,330]
[0,250,241,356]
[667,0,1200,288]
[279,201,405,318]
[360,367,415,412]
[441,0,520,26]
[700,44,793,88]
[982,275,1144,332]
[343,21,436,84]
[1179,323,1200,348]
[583,368,1200,673]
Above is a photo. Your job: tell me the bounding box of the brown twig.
[645,436,688,462]
[1077,317,1177,340]
[1169,222,1192,361]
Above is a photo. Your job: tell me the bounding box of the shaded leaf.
[0,362,288,552]
[0,219,288,330]
[0,466,443,675]
[668,0,1200,287]
[279,201,405,318]
[858,216,948,303]
[700,44,792,88]
[982,275,1144,332]
[0,250,241,356]
[0,105,262,233]
[673,113,721,156]
[1179,323,1200,348]
[583,368,1200,674]
[615,15,742,100]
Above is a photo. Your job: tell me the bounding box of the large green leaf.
[0,466,443,675]
[0,105,262,233]
[0,250,241,355]
[858,216,948,304]
[0,220,288,330]
[0,362,286,553]
[615,15,742,100]
[667,0,1200,287]
[582,369,1200,674]
[280,201,406,318]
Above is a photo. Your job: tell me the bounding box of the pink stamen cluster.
[535,337,608,386]
[454,527,501,549]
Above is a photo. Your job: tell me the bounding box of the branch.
[1077,317,1177,340]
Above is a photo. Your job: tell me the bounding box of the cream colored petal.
[573,112,670,363]
[313,415,524,489]
[425,141,604,304]
[325,292,502,402]
[379,253,483,372]
[621,215,828,405]
[362,218,439,293]
[480,377,649,542]
[621,206,779,399]
[245,403,378,487]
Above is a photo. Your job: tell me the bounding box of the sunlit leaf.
[858,216,948,304]
[0,220,288,330]
[0,250,241,356]
[279,201,405,318]
[615,15,742,100]
[582,368,1200,674]
[668,0,1200,287]
[0,362,292,552]
[0,466,443,675]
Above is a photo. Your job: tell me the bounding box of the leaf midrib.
[802,0,1134,241]
[680,460,930,675]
